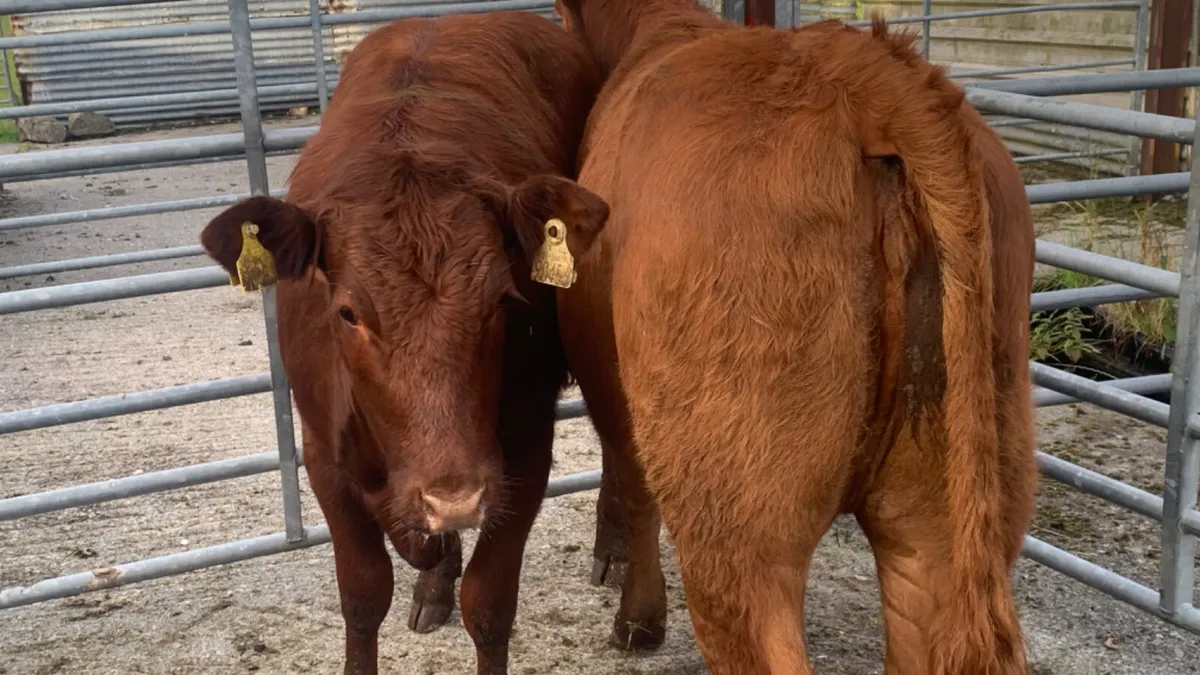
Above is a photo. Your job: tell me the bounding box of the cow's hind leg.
[857,430,1027,675]
[672,528,817,675]
[596,428,666,651]
[591,452,630,588]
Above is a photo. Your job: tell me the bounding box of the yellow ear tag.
[232,222,278,293]
[530,218,577,289]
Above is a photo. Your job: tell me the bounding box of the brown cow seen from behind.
[552,1,1038,673]
[198,12,609,675]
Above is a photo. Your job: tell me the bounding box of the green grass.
[0,120,18,145]
[1024,162,1185,360]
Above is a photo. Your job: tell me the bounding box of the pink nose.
[421,487,486,534]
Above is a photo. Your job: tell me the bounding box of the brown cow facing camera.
[552,0,1038,674]
[199,11,607,675]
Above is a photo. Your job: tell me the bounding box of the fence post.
[227,0,306,544]
[1128,0,1151,175]
[921,0,932,59]
[308,0,329,112]
[1159,104,1200,616]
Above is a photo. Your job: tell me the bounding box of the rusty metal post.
[744,0,775,27]
[1140,0,1195,187]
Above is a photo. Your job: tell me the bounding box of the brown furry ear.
[500,174,609,264]
[199,196,320,281]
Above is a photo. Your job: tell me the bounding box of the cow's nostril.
[421,487,485,534]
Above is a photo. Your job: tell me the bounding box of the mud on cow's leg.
[389,530,464,634]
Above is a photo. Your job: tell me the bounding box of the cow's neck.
[582,0,714,76]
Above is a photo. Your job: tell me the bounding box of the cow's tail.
[860,18,1026,675]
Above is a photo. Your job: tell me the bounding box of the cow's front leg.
[388,529,464,633]
[459,427,554,674]
[308,464,393,675]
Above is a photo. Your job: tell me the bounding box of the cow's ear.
[498,174,609,265]
[199,195,320,283]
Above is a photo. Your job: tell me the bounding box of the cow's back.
[295,11,599,194]
[577,26,881,511]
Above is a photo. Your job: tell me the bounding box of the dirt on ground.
[0,119,1198,675]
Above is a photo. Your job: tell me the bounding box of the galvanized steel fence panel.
[2,0,1200,655]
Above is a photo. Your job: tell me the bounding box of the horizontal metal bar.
[1036,450,1200,537]
[0,245,205,281]
[849,1,1139,27]
[989,118,1038,128]
[1,174,1171,245]
[1033,373,1171,407]
[0,396,588,521]
[1,149,301,185]
[1029,361,1170,428]
[0,0,554,49]
[1,209,1173,322]
[0,81,333,121]
[0,526,333,611]
[0,0,188,11]
[0,451,280,521]
[1021,535,1200,634]
[0,266,230,316]
[966,89,1196,144]
[1014,148,1129,164]
[1030,284,1164,312]
[1026,172,1191,203]
[545,469,601,498]
[0,374,271,436]
[0,467,601,611]
[969,67,1200,97]
[0,128,314,182]
[951,59,1136,80]
[1035,240,1181,297]
[0,190,283,233]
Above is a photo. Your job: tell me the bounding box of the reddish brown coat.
[198,12,608,675]
[553,2,1038,673]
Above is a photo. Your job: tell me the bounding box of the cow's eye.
[337,306,359,325]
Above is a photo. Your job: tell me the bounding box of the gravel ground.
[0,118,1198,675]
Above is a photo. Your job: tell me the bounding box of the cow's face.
[200,175,607,537]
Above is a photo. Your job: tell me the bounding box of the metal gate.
[0,0,1198,645]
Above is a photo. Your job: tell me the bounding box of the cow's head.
[199,170,607,538]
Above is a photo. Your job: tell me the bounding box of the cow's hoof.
[407,568,456,633]
[608,614,666,652]
[591,555,629,589]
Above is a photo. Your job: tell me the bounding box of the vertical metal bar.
[227,0,306,543]
[922,0,932,59]
[1160,103,1200,615]
[722,0,743,24]
[308,0,329,112]
[1130,0,1151,174]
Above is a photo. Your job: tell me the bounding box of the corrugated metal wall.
[331,0,554,60]
[10,0,554,129]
